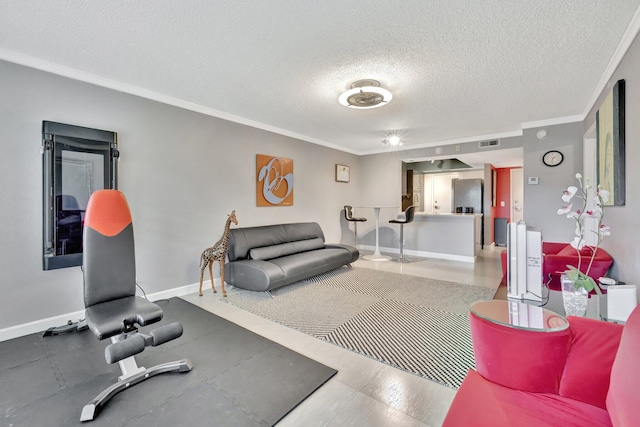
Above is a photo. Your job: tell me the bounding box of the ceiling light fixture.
[338,79,393,109]
[382,132,402,146]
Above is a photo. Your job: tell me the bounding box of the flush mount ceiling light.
[382,132,402,146]
[338,79,393,109]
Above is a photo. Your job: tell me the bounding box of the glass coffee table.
[471,300,568,332]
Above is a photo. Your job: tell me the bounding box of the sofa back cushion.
[227,222,325,261]
[248,238,325,261]
[607,305,640,425]
[542,243,613,292]
[559,316,623,409]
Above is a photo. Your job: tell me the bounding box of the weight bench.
[80,190,192,422]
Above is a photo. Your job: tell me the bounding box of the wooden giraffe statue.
[199,210,238,297]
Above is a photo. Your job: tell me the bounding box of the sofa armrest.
[560,316,623,409]
[607,305,640,426]
[324,243,359,263]
[224,259,285,291]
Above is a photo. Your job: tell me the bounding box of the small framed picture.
[335,164,350,183]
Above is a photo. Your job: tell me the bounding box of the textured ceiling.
[1,1,639,156]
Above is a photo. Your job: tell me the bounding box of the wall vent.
[478,139,500,148]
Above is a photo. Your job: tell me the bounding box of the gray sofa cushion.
[227,222,325,261]
[249,237,325,261]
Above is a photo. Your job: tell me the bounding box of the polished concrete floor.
[181,248,504,427]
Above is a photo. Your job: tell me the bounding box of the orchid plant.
[556,173,610,295]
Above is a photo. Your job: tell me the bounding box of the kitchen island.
[401,212,483,262]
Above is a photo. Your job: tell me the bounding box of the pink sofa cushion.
[442,369,612,427]
[470,312,572,393]
[556,245,597,257]
[607,306,640,426]
[560,316,623,409]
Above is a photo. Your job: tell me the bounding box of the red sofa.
[500,242,613,292]
[442,305,640,426]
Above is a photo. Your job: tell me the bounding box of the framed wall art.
[335,164,350,183]
[256,154,294,207]
[596,79,625,206]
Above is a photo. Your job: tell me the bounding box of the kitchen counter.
[415,212,482,218]
[403,212,483,262]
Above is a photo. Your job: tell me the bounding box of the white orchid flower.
[558,174,610,293]
[597,189,610,203]
[567,210,580,220]
[562,186,578,202]
[570,236,584,250]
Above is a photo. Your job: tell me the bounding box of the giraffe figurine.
[199,210,238,297]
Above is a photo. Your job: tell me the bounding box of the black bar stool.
[344,205,367,246]
[389,205,415,262]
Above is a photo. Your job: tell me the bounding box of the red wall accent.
[495,167,520,221]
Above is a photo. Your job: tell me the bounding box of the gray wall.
[521,122,585,240]
[0,60,360,330]
[355,152,403,246]
[583,34,640,282]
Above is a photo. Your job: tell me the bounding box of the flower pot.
[561,274,588,317]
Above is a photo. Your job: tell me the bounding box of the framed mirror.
[42,121,118,270]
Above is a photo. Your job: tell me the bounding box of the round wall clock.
[542,150,564,167]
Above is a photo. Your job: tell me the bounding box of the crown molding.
[521,115,583,129]
[358,130,524,156]
[582,4,640,118]
[0,48,359,155]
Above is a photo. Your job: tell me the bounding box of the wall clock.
[542,150,564,167]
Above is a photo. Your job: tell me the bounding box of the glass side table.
[471,300,568,332]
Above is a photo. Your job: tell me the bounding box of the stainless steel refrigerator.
[452,178,483,214]
[453,178,484,245]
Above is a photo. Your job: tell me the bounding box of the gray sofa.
[224,222,359,291]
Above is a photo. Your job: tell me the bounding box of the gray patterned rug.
[223,267,496,389]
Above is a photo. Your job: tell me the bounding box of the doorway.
[510,168,524,222]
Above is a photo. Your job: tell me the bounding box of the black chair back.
[404,205,416,224]
[344,205,354,221]
[83,190,136,308]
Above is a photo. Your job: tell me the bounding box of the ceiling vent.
[338,79,393,109]
[478,139,500,148]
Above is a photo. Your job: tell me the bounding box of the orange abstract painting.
[256,154,294,206]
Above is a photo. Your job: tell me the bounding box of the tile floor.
[181,247,505,427]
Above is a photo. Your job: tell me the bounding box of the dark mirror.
[42,121,118,270]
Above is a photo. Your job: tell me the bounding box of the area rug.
[0,297,336,426]
[224,267,496,389]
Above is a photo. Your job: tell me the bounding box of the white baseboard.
[0,309,87,343]
[0,281,206,343]
[357,245,475,263]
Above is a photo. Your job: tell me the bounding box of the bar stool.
[344,205,367,246]
[389,205,415,262]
